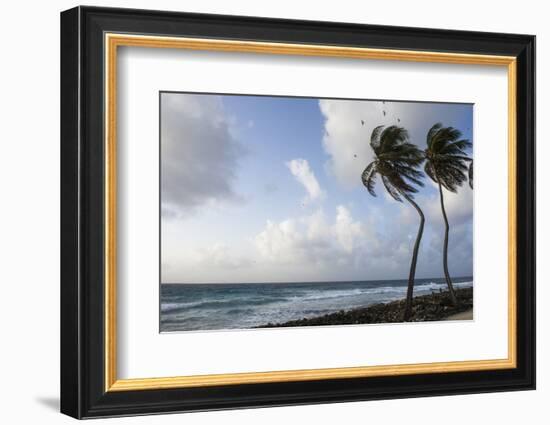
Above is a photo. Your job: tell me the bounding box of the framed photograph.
[60,6,535,419]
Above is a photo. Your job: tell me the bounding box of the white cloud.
[162,241,253,283]
[254,206,366,266]
[255,219,306,264]
[421,183,474,227]
[334,206,364,253]
[286,158,325,203]
[195,243,252,270]
[305,209,331,240]
[319,99,383,188]
[392,183,474,279]
[434,185,473,226]
[163,196,472,283]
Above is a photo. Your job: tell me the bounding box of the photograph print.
[160,92,474,332]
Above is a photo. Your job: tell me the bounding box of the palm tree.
[362,125,425,321]
[424,123,472,306]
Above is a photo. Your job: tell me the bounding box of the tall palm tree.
[362,125,425,321]
[424,123,472,306]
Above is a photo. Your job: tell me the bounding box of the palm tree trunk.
[402,194,425,321]
[437,180,458,306]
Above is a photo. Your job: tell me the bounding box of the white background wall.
[0,0,545,423]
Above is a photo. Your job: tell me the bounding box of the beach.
[257,287,473,328]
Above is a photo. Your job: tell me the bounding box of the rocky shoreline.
[257,287,473,328]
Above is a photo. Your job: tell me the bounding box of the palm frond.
[424,161,436,183]
[370,125,385,154]
[380,126,409,152]
[361,161,378,196]
[386,169,419,195]
[426,123,443,149]
[440,139,472,155]
[381,174,403,202]
[363,125,424,201]
[425,123,472,192]
[431,127,462,153]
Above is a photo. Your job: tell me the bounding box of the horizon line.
[161,275,474,285]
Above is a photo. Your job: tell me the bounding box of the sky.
[160,92,473,284]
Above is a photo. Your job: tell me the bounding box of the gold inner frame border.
[104,33,517,392]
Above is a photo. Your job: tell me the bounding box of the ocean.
[160,277,473,332]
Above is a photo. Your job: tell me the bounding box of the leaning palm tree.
[424,123,472,306]
[362,125,425,321]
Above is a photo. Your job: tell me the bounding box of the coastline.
[257,287,473,328]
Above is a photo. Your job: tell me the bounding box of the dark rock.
[256,287,473,328]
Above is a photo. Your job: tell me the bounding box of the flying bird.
[361,120,364,125]
[383,111,386,116]
[397,118,401,122]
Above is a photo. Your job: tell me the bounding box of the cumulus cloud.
[286,158,325,203]
[334,206,364,253]
[255,218,309,264]
[161,93,245,218]
[254,206,366,267]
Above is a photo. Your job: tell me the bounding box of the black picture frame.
[61,5,535,419]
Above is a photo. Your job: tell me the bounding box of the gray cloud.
[161,93,245,217]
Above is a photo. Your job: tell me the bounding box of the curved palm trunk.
[437,181,458,306]
[403,194,425,321]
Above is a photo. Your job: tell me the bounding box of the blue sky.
[160,92,473,284]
